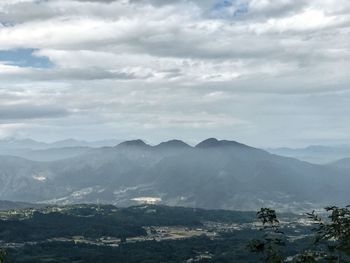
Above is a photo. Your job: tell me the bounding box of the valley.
[0,204,313,262]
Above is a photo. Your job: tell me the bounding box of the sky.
[0,0,349,147]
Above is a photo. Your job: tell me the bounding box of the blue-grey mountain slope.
[0,138,349,211]
[267,145,350,164]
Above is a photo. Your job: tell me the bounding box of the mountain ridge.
[0,138,349,212]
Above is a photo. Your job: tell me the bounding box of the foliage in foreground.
[249,206,350,262]
[0,249,6,263]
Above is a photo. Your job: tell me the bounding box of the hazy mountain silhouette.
[0,138,122,161]
[267,145,350,164]
[155,140,191,150]
[0,138,349,211]
[327,157,350,171]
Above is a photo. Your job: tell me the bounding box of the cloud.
[0,104,70,121]
[0,0,349,146]
[74,0,118,2]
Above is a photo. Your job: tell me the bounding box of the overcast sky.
[0,0,349,147]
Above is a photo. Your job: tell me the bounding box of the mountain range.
[0,138,349,212]
[0,138,123,161]
[266,145,350,164]
[0,138,123,150]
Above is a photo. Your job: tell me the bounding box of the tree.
[248,208,285,263]
[307,206,350,262]
[249,206,350,263]
[0,249,6,263]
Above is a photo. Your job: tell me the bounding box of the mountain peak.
[196,138,248,149]
[155,140,191,149]
[195,138,220,148]
[117,139,149,148]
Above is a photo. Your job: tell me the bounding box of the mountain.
[326,157,350,172]
[196,138,249,149]
[266,145,350,164]
[17,147,92,162]
[0,137,122,150]
[155,139,191,150]
[117,139,151,148]
[0,138,122,161]
[0,138,48,152]
[0,138,349,212]
[51,139,123,148]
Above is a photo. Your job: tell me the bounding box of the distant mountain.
[117,139,150,148]
[196,138,249,149]
[0,138,349,212]
[0,138,48,150]
[0,138,123,161]
[50,139,124,148]
[17,147,92,162]
[326,157,350,171]
[154,140,191,150]
[266,145,350,164]
[0,137,122,150]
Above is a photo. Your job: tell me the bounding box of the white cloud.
[0,0,349,146]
